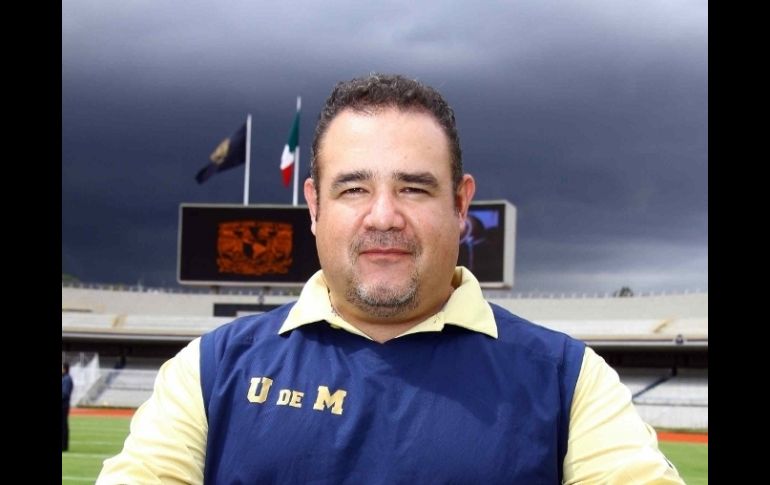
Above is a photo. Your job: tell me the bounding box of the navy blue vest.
[200,303,585,484]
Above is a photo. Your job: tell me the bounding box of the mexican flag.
[280,107,300,187]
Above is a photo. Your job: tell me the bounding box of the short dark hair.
[311,73,463,192]
[62,362,70,372]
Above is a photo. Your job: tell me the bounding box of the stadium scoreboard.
[178,201,515,288]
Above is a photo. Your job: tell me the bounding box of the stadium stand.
[614,367,708,430]
[86,369,159,408]
[636,369,708,405]
[616,368,673,395]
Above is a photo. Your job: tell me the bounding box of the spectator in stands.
[62,361,73,452]
[97,74,684,483]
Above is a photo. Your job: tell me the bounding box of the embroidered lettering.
[313,386,347,415]
[276,389,305,407]
[276,389,292,405]
[289,391,304,408]
[246,377,274,403]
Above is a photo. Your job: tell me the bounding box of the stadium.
[64,0,708,480]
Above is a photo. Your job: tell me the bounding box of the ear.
[304,178,319,235]
[455,174,476,232]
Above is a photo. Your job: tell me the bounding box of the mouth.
[359,248,413,263]
[360,248,412,255]
[352,233,419,263]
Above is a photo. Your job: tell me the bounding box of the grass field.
[63,415,707,483]
[659,441,709,485]
[62,416,131,484]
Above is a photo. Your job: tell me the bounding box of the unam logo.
[216,221,293,275]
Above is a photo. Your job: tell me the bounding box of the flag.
[280,110,300,187]
[196,123,247,184]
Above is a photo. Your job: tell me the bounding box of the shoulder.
[201,301,297,355]
[488,302,585,364]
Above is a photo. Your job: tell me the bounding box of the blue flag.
[196,123,247,184]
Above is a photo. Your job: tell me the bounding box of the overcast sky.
[62,0,707,294]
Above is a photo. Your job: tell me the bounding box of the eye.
[341,187,367,196]
[401,187,429,194]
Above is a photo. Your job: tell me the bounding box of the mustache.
[351,231,420,254]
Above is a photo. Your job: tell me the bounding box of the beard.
[344,231,421,318]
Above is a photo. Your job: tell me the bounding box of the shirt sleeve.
[96,338,207,485]
[563,347,685,485]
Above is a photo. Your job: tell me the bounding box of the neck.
[353,320,424,343]
[331,285,454,343]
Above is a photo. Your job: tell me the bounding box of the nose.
[363,191,406,231]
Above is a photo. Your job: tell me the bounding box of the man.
[62,362,73,452]
[97,74,683,483]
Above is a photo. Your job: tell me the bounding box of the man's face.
[305,107,475,323]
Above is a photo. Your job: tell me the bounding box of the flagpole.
[243,114,252,206]
[292,96,301,207]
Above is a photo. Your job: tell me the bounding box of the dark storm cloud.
[62,0,707,293]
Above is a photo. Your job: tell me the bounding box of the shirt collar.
[279,266,497,340]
